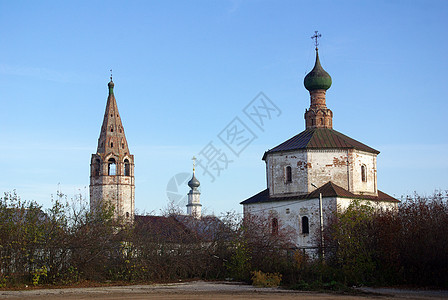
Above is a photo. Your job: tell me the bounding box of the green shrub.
[224,241,251,281]
[31,266,47,286]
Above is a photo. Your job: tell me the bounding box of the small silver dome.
[188,173,200,189]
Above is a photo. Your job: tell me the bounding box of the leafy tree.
[326,200,376,285]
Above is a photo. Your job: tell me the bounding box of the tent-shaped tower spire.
[96,74,130,156]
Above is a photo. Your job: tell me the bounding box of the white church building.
[241,37,398,250]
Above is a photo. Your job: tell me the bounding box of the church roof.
[174,215,227,241]
[134,215,191,242]
[134,215,227,242]
[96,78,131,157]
[240,181,399,205]
[262,127,379,160]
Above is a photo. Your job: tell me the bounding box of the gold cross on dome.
[311,31,322,50]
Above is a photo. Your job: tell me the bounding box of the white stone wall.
[266,151,309,197]
[244,197,337,248]
[243,197,397,248]
[187,190,202,218]
[90,175,135,220]
[337,197,397,211]
[349,150,377,196]
[266,149,378,197]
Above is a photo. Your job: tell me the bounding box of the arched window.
[272,218,278,235]
[285,166,292,183]
[126,212,130,218]
[124,159,130,176]
[302,216,309,234]
[361,165,367,182]
[110,142,114,148]
[110,126,114,132]
[93,159,101,176]
[108,158,116,175]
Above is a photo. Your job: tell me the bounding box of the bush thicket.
[0,190,447,289]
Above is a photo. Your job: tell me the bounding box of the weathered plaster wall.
[90,175,135,220]
[90,154,135,221]
[266,151,308,197]
[243,197,397,248]
[349,150,377,196]
[243,198,337,248]
[266,149,378,197]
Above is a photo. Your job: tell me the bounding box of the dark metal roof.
[240,181,399,205]
[134,215,191,242]
[134,215,226,242]
[173,215,226,241]
[262,128,379,160]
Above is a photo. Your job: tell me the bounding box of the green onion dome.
[304,50,332,91]
[108,79,114,94]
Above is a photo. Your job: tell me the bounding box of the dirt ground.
[1,281,448,300]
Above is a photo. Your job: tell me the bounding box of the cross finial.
[192,156,197,173]
[110,69,113,81]
[311,31,322,50]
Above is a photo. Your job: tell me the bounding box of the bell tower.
[90,75,135,222]
[186,156,202,219]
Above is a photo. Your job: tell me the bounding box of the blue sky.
[1,0,447,216]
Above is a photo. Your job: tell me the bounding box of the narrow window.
[122,143,125,149]
[286,208,290,214]
[110,142,113,147]
[124,159,130,176]
[110,126,114,132]
[108,158,116,175]
[93,159,101,176]
[361,165,367,182]
[302,216,309,234]
[272,218,278,235]
[126,212,130,218]
[285,166,292,183]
